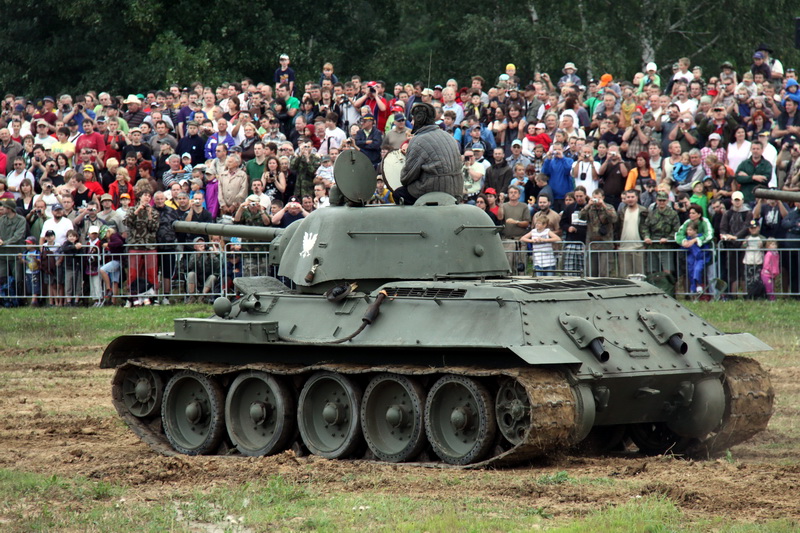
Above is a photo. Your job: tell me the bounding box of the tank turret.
[175,193,510,293]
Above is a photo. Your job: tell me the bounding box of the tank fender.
[100,334,174,369]
[667,377,725,438]
[507,345,583,367]
[698,334,773,363]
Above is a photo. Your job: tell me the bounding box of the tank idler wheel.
[361,374,426,463]
[425,375,497,465]
[120,367,163,418]
[495,379,531,445]
[297,372,363,459]
[627,422,692,456]
[225,371,295,457]
[162,371,225,455]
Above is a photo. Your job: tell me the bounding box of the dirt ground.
[1,354,798,525]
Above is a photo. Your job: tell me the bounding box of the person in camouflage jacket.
[642,191,681,273]
[124,190,160,299]
[289,140,320,198]
[125,191,159,250]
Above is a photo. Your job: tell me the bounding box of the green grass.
[0,305,210,352]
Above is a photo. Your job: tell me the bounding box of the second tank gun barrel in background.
[173,221,284,242]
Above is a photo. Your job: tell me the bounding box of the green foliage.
[1,1,798,96]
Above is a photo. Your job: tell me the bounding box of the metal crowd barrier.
[0,241,275,307]
[502,238,800,299]
[2,237,798,306]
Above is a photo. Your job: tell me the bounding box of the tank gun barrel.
[173,221,284,242]
[753,187,800,204]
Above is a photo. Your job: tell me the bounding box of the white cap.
[88,225,100,234]
[645,62,657,72]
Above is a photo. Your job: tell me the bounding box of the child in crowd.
[683,221,709,294]
[40,229,63,307]
[671,152,691,186]
[761,238,780,300]
[742,220,765,292]
[520,217,561,276]
[20,236,41,306]
[689,180,709,219]
[509,163,527,192]
[85,225,103,306]
[59,229,83,306]
[314,155,334,185]
[181,152,194,174]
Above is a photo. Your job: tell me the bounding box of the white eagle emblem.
[300,232,318,258]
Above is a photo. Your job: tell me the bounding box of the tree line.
[2,0,798,97]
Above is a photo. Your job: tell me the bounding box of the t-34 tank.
[100,150,774,466]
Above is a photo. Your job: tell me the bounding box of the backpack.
[746,278,767,300]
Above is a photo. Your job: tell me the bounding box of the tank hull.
[102,277,774,466]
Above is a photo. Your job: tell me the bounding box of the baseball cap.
[25,236,36,244]
[320,155,331,162]
[120,193,131,199]
[43,96,55,103]
[471,143,484,151]
[656,191,669,200]
[100,193,112,202]
[433,84,443,90]
[749,220,759,228]
[645,62,657,72]
[181,152,191,159]
[511,139,522,147]
[193,236,205,243]
[753,52,765,60]
[708,133,722,141]
[484,187,497,195]
[44,229,55,237]
[83,164,94,172]
[599,74,613,87]
[535,122,546,129]
[732,191,744,201]
[88,225,100,234]
[394,113,405,122]
[362,114,375,121]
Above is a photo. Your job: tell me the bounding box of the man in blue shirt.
[541,142,575,211]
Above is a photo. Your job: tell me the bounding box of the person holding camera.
[668,112,699,154]
[570,145,600,197]
[61,96,96,133]
[621,111,654,160]
[598,143,629,209]
[354,81,389,131]
[234,193,271,229]
[579,189,618,276]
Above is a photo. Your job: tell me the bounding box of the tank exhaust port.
[638,309,688,355]
[559,313,609,363]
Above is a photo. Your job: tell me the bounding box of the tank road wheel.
[495,379,531,445]
[225,371,295,457]
[119,367,163,418]
[297,372,363,459]
[627,422,691,456]
[425,375,496,465]
[360,374,426,463]
[161,371,225,455]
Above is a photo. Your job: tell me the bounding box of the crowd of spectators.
[2,45,800,305]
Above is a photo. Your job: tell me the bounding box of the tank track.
[688,356,775,457]
[110,358,580,468]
